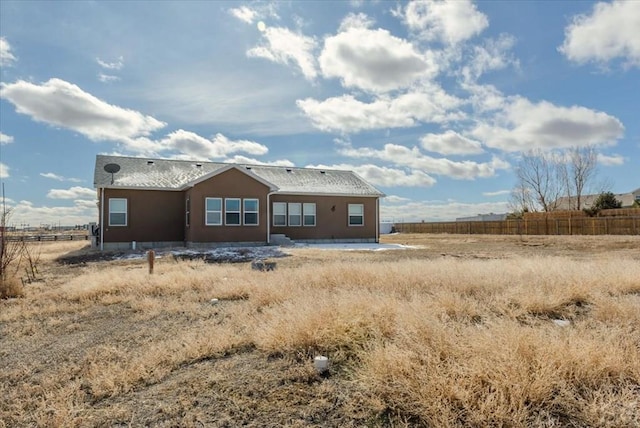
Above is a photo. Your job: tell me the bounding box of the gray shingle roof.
[94,155,384,197]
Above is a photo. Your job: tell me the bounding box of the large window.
[225,198,241,225]
[303,203,316,226]
[288,203,301,226]
[273,202,286,226]
[108,198,127,226]
[205,198,222,226]
[244,199,259,226]
[348,203,364,226]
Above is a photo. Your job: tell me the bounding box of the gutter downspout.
[376,197,380,243]
[266,191,276,244]
[100,187,105,251]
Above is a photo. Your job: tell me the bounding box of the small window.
[303,203,316,226]
[109,198,127,226]
[348,203,364,226]
[205,198,222,226]
[225,198,241,225]
[273,202,286,226]
[244,199,259,226]
[288,203,301,226]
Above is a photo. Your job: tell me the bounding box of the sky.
[0,0,638,227]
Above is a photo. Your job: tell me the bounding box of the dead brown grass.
[1,235,639,427]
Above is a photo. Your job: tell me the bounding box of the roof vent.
[286,168,292,173]
[147,160,154,165]
[195,163,202,168]
[246,166,252,170]
[320,170,326,174]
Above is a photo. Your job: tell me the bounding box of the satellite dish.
[104,163,121,184]
[104,163,121,174]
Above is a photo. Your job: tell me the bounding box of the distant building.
[456,213,507,222]
[553,188,640,210]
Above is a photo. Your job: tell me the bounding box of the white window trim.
[288,202,302,227]
[303,203,316,227]
[243,198,259,226]
[205,197,222,226]
[273,202,287,227]
[225,198,241,226]
[348,203,364,227]
[108,198,127,226]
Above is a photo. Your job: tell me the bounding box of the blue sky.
[1,0,638,227]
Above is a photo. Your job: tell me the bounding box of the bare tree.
[514,149,565,212]
[1,209,26,298]
[561,145,598,210]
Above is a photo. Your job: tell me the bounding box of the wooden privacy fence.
[394,217,640,236]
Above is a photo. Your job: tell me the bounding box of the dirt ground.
[1,233,639,427]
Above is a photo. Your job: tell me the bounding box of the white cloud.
[380,199,509,222]
[47,186,96,200]
[597,153,625,166]
[247,27,318,80]
[225,155,295,167]
[96,56,124,70]
[482,189,511,197]
[559,0,640,68]
[0,78,166,142]
[471,97,624,152]
[307,163,436,187]
[340,143,509,180]
[0,37,17,66]
[383,195,412,204]
[98,73,120,83]
[297,87,463,133]
[401,0,489,45]
[159,130,268,160]
[40,172,83,182]
[229,6,257,24]
[461,33,519,82]
[319,27,436,93]
[0,132,14,145]
[6,200,96,227]
[338,12,375,32]
[420,130,483,155]
[0,163,9,178]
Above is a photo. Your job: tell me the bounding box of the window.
[288,203,301,226]
[273,202,286,226]
[303,203,316,226]
[109,198,127,226]
[244,199,259,226]
[205,198,222,226]
[348,204,364,226]
[225,198,241,225]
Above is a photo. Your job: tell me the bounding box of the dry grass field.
[1,234,639,427]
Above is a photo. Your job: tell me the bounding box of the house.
[553,188,640,210]
[456,213,507,222]
[93,155,385,250]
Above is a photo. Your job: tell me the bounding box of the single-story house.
[94,155,385,250]
[553,188,640,210]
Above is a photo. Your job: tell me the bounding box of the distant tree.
[591,192,622,210]
[513,149,565,212]
[583,192,622,217]
[633,199,640,208]
[561,145,598,210]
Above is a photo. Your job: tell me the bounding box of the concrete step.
[270,234,295,247]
